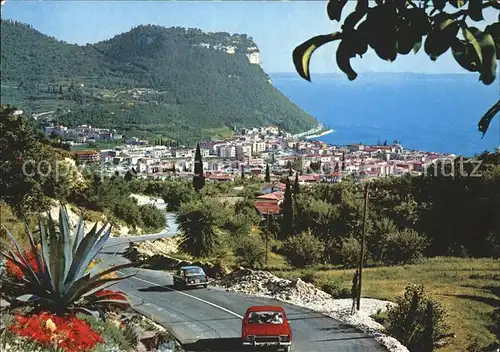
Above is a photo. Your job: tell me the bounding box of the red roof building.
[254,201,281,216]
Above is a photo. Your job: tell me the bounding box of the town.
[46,121,455,182]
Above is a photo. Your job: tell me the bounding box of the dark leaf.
[432,0,446,11]
[327,0,348,21]
[424,18,460,60]
[484,22,500,59]
[336,41,358,80]
[478,100,500,137]
[449,0,467,8]
[293,33,342,81]
[468,0,484,21]
[451,39,481,72]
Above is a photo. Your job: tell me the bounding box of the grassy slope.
[270,257,499,352]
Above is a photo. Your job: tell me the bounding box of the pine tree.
[293,172,300,194]
[265,163,271,182]
[193,143,205,192]
[280,178,294,240]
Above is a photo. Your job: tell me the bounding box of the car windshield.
[184,268,204,276]
[247,311,284,325]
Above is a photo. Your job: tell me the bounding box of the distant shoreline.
[304,129,334,139]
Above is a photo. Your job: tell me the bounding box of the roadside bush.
[301,272,316,284]
[384,229,428,265]
[282,229,324,268]
[270,239,283,254]
[320,278,351,298]
[235,236,266,269]
[139,204,165,231]
[339,235,361,268]
[385,284,449,352]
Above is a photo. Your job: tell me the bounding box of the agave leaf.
[64,221,104,290]
[46,211,64,294]
[39,216,54,291]
[23,217,46,285]
[87,291,128,301]
[16,294,40,302]
[1,240,41,286]
[81,281,125,300]
[67,263,135,303]
[93,299,130,306]
[68,273,136,305]
[2,225,33,271]
[69,307,101,320]
[59,206,73,280]
[72,214,85,256]
[85,225,113,267]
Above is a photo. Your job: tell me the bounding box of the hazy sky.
[2,1,498,75]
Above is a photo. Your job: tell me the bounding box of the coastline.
[304,128,334,139]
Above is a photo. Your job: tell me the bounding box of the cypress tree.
[280,178,294,240]
[265,163,271,182]
[341,152,346,171]
[293,172,300,194]
[193,143,205,192]
[241,165,245,180]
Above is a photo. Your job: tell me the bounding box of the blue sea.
[270,72,499,156]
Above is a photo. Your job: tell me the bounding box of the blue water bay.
[270,73,499,156]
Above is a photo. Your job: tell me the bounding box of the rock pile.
[214,269,331,303]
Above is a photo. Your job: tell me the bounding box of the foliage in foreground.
[385,284,449,352]
[293,0,500,135]
[0,205,132,316]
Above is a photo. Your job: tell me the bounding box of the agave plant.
[0,205,135,316]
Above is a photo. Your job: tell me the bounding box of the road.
[100,206,385,352]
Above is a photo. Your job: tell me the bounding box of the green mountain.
[0,20,316,144]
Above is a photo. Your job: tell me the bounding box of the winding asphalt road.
[100,203,385,352]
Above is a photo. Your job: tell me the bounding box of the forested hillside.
[0,20,316,143]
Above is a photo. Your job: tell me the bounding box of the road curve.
[112,268,385,352]
[99,207,385,352]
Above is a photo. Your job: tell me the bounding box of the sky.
[1,1,498,75]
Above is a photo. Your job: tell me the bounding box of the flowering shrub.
[6,248,44,280]
[8,312,103,352]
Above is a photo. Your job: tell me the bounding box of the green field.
[270,257,499,352]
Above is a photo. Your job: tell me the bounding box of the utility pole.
[357,182,369,311]
[265,210,270,266]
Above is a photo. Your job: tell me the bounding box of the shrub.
[282,229,324,268]
[235,236,266,269]
[385,229,428,265]
[385,284,449,352]
[301,272,316,284]
[339,235,361,268]
[320,278,351,298]
[139,204,165,231]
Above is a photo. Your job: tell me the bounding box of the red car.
[241,306,292,352]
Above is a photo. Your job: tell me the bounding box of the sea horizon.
[270,72,499,157]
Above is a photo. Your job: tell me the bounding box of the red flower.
[8,312,103,352]
[6,249,44,280]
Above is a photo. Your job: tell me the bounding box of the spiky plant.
[0,205,134,317]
